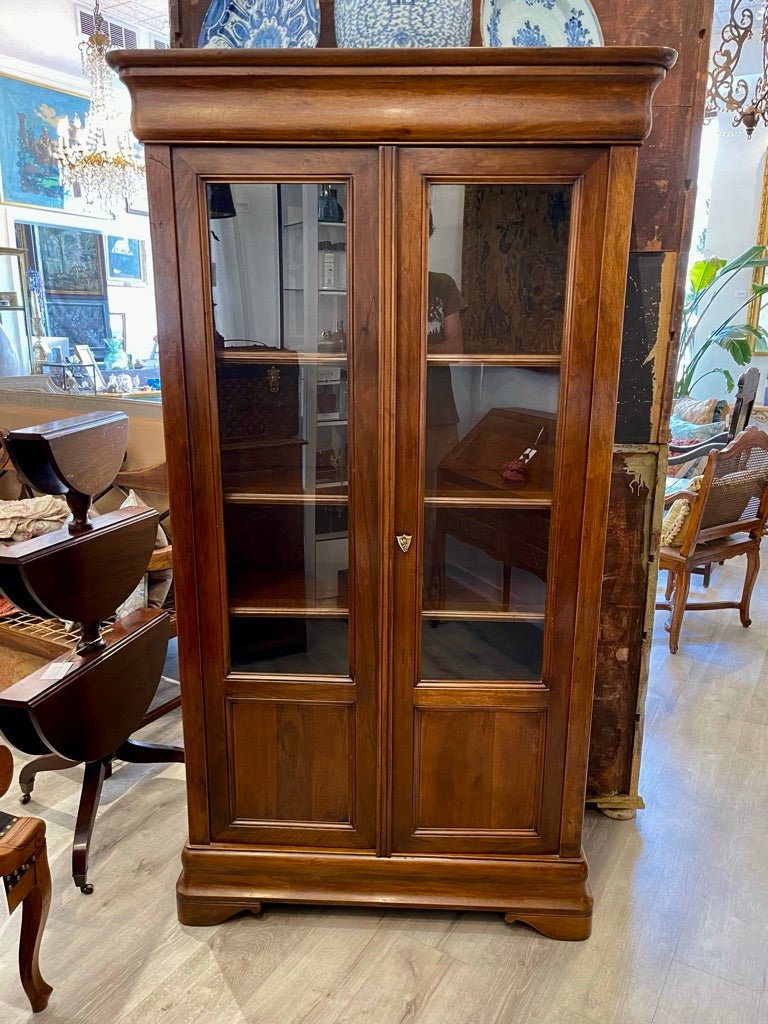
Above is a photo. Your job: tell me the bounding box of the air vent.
[152,39,170,49]
[78,8,138,49]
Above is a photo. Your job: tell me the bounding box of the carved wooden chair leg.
[667,566,690,655]
[0,813,53,1013]
[18,835,53,1012]
[115,738,185,764]
[19,754,79,804]
[72,758,108,894]
[740,547,760,628]
[664,569,675,601]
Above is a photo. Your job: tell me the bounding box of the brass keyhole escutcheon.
[396,534,412,553]
[267,365,280,393]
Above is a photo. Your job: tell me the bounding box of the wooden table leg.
[72,759,108,894]
[116,737,184,764]
[19,754,79,805]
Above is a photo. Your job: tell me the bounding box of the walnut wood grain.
[0,508,158,630]
[120,49,668,938]
[0,609,170,762]
[110,48,674,146]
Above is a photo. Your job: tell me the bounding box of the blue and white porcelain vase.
[199,0,320,48]
[335,0,472,48]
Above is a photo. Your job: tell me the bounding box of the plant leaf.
[720,368,736,392]
[689,257,725,295]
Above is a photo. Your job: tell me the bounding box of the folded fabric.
[0,496,69,542]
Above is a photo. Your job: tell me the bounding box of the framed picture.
[35,225,106,296]
[74,343,107,389]
[109,312,127,345]
[125,194,149,217]
[0,74,88,210]
[106,236,146,285]
[46,300,110,362]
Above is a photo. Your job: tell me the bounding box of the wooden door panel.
[228,699,353,825]
[414,708,545,834]
[171,147,379,849]
[391,146,616,856]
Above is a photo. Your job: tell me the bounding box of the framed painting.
[36,225,106,296]
[46,300,109,362]
[106,235,146,284]
[0,74,88,210]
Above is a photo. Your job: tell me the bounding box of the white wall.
[688,113,768,404]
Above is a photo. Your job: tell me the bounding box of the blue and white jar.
[199,0,320,48]
[335,0,472,48]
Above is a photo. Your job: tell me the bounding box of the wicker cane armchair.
[657,427,768,653]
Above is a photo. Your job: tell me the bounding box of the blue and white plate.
[482,0,603,47]
[199,0,320,48]
[335,0,472,48]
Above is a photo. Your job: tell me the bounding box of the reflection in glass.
[224,503,349,613]
[217,360,348,495]
[208,182,347,354]
[230,617,349,676]
[424,509,550,615]
[421,620,543,681]
[428,183,571,356]
[425,366,559,499]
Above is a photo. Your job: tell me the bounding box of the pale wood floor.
[2,558,767,1023]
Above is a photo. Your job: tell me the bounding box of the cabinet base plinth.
[177,844,593,939]
[177,896,262,926]
[504,911,592,940]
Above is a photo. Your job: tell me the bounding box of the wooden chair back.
[679,427,768,557]
[728,365,760,439]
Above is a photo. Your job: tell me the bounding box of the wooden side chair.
[0,743,53,1012]
[657,427,768,653]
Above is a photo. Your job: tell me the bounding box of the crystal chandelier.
[54,0,145,209]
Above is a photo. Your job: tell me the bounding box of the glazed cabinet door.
[390,147,631,856]
[171,149,379,848]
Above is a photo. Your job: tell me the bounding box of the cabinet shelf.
[229,569,348,616]
[427,354,561,367]
[425,493,552,508]
[224,491,348,504]
[217,350,347,365]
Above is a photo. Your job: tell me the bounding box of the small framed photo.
[106,235,146,285]
[74,344,107,390]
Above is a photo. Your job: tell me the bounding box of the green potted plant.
[675,244,768,398]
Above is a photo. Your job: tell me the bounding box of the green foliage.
[675,246,768,398]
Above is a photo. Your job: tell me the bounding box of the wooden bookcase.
[111,47,673,939]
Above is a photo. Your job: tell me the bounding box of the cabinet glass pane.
[225,503,349,614]
[421,620,544,681]
[208,182,347,354]
[429,183,571,356]
[424,509,550,615]
[230,617,348,676]
[217,360,348,496]
[426,365,559,500]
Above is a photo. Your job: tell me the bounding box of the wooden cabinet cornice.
[110,48,675,145]
[110,48,672,940]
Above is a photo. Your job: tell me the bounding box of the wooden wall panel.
[588,450,656,802]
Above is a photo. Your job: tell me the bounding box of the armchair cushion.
[673,396,729,425]
[661,475,702,547]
